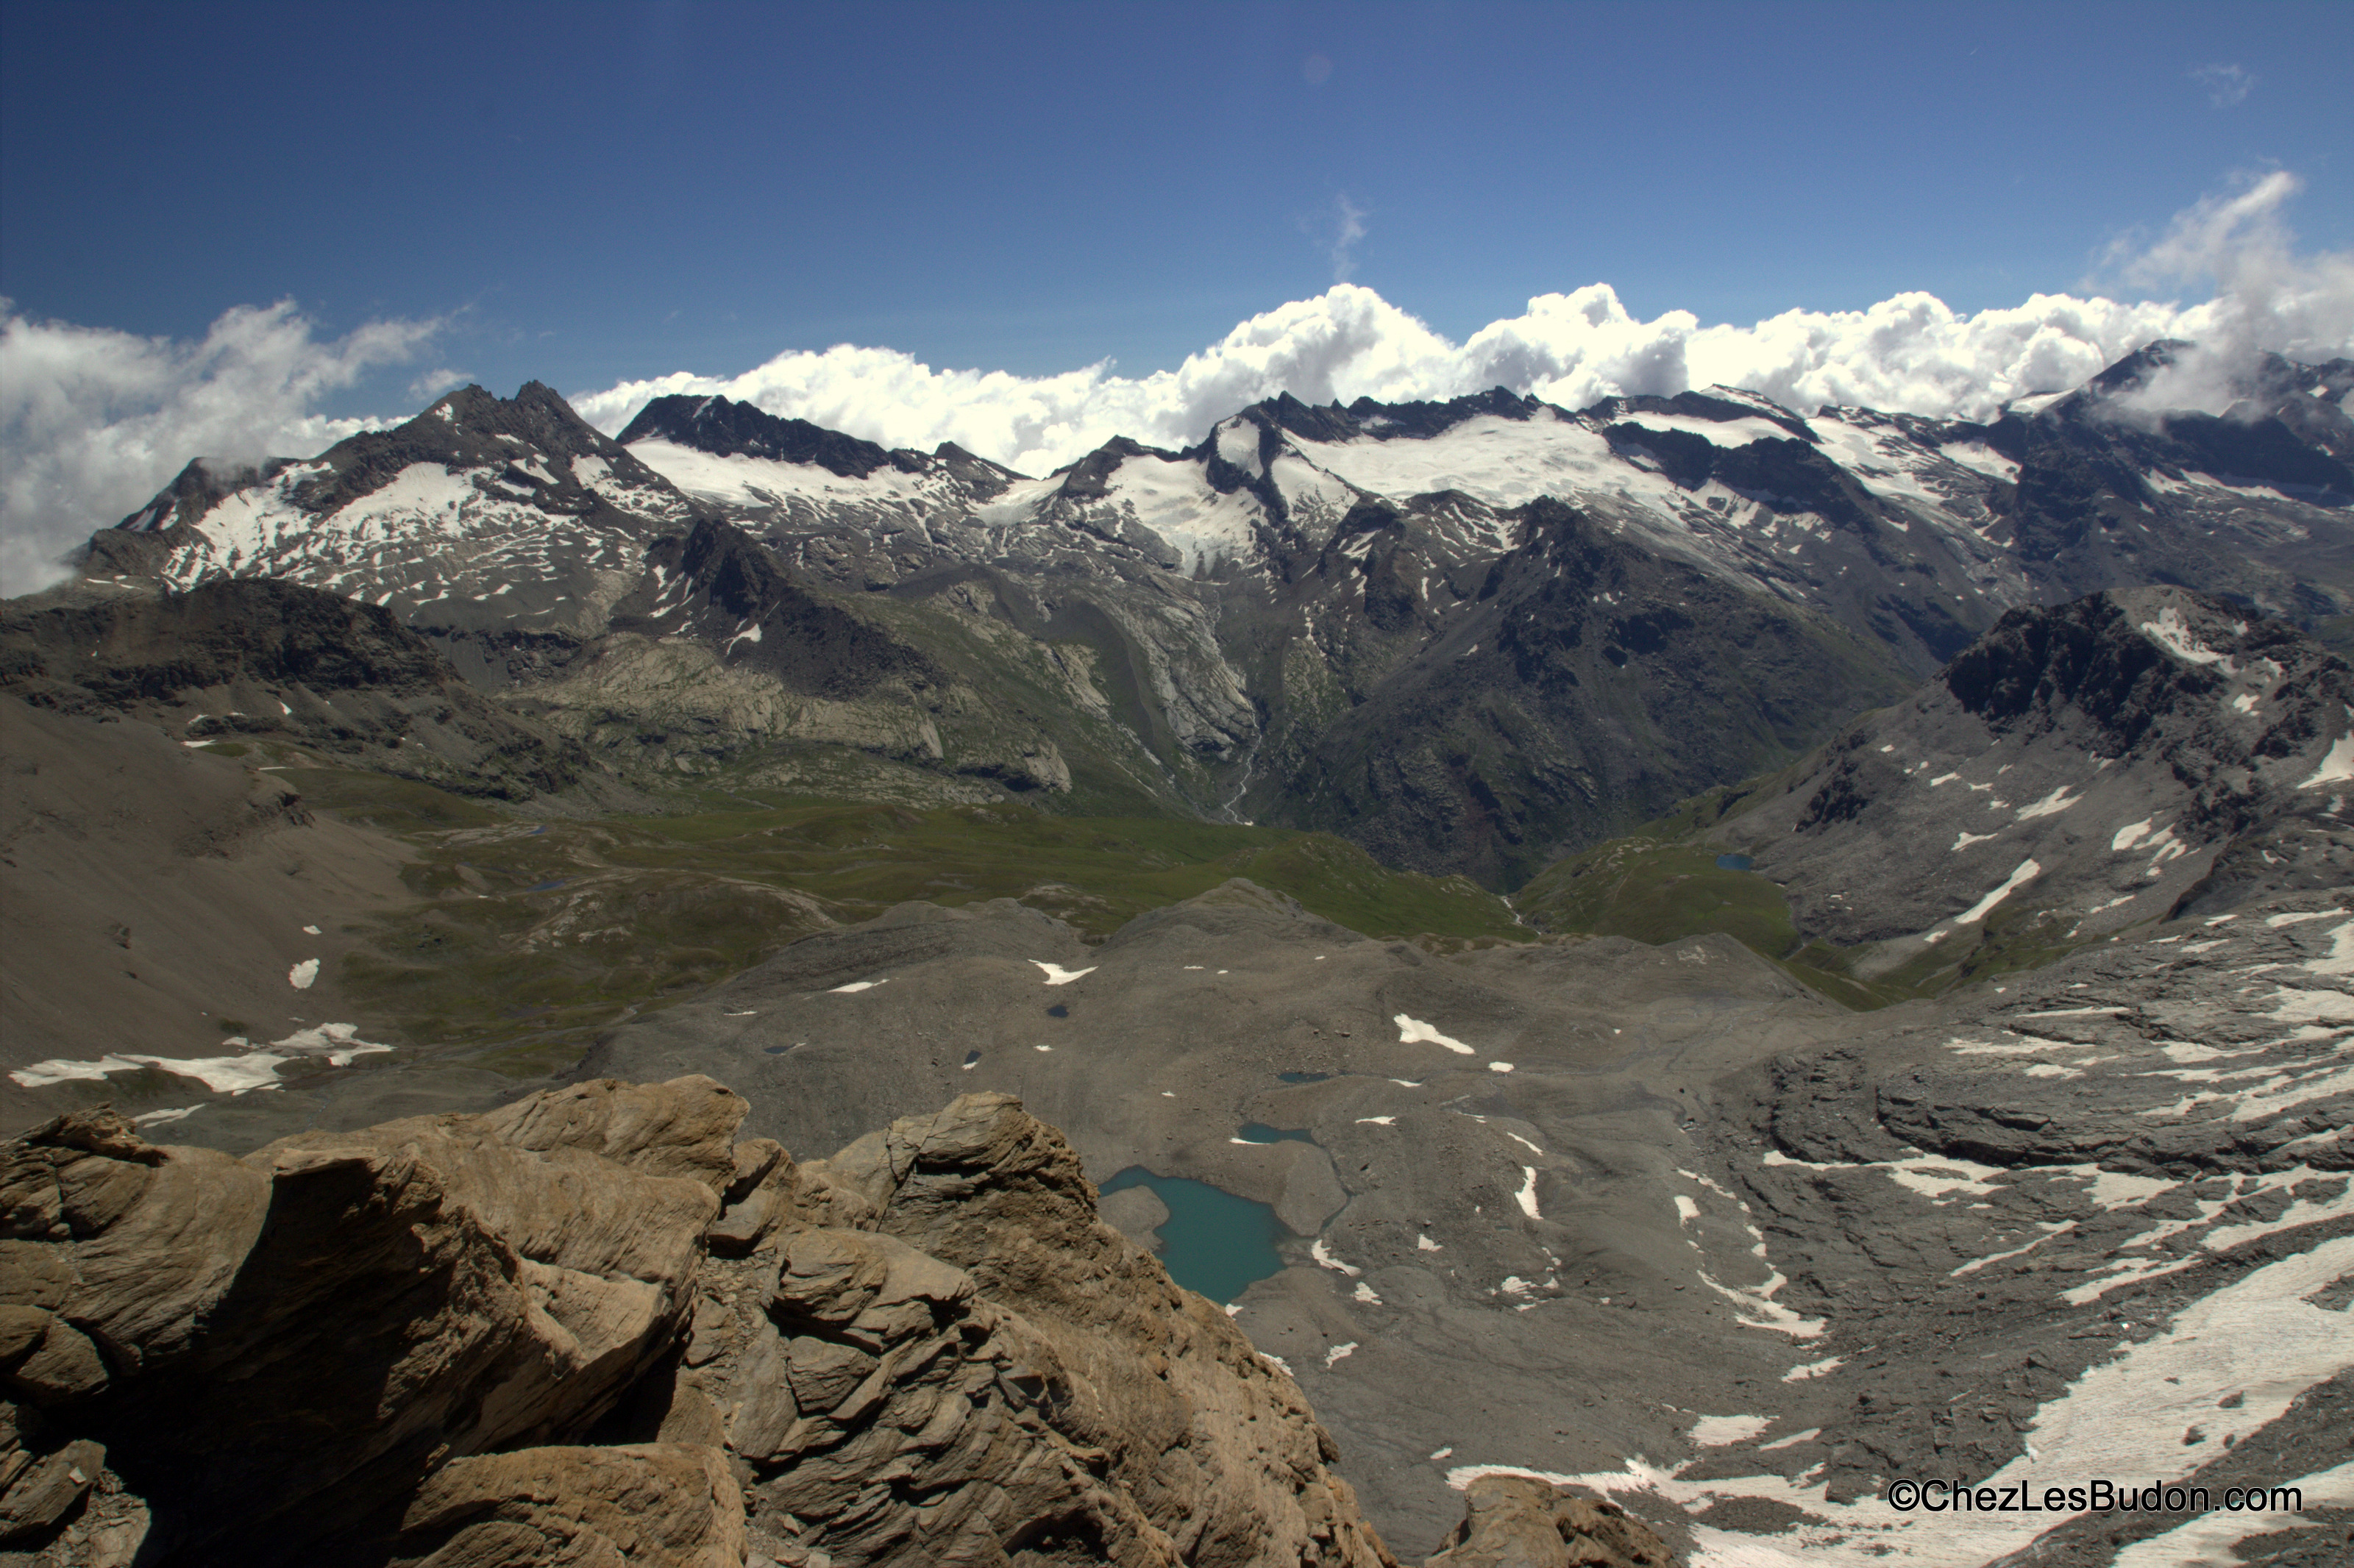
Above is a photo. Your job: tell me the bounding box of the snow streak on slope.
[138,459,654,636]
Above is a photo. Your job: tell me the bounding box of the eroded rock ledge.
[1,1080,1669,1568]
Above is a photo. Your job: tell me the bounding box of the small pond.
[1098,1166,1286,1304]
[1276,1071,1331,1084]
[1714,853,1753,871]
[1234,1122,1316,1145]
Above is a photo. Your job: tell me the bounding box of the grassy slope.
[278,764,1523,1075]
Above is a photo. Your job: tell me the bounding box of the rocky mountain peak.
[1342,385,1544,441]
[1050,435,1184,501]
[1937,585,2349,755]
[405,379,625,458]
[2084,338,2200,398]
[113,457,298,535]
[292,379,666,521]
[618,393,901,480]
[927,440,1025,496]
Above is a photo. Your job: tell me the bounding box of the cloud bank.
[2105,171,2354,417]
[569,174,2347,478]
[1,301,434,594]
[566,284,2233,481]
[4,174,2347,599]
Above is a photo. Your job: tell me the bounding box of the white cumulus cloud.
[2099,170,2354,418]
[0,300,435,595]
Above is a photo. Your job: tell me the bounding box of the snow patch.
[1215,418,1263,474]
[1614,411,1793,448]
[9,1023,391,1093]
[1310,1240,1362,1277]
[1688,1414,1773,1447]
[2139,605,2234,669]
[1956,859,2041,924]
[1395,1013,1474,1054]
[1781,1358,1845,1383]
[2300,724,2354,788]
[2013,786,2080,822]
[131,1106,202,1127]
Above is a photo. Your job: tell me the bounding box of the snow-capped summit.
[89,382,700,644]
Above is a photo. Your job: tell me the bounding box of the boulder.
[0,1436,104,1544]
[1424,1475,1674,1568]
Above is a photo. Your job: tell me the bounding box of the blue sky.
[4,1,2351,593]
[4,0,2346,399]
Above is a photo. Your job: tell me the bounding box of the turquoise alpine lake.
[1095,1166,1286,1304]
[1715,853,1754,870]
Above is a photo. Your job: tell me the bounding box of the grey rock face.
[1,576,594,800]
[1257,493,1908,887]
[1712,585,2354,964]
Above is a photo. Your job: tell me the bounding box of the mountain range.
[46,341,2354,887]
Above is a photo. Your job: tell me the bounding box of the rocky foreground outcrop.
[1,1079,1662,1567]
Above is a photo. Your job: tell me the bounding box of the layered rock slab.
[1,1075,739,1565]
[2,1075,1491,1567]
[723,1091,1398,1567]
